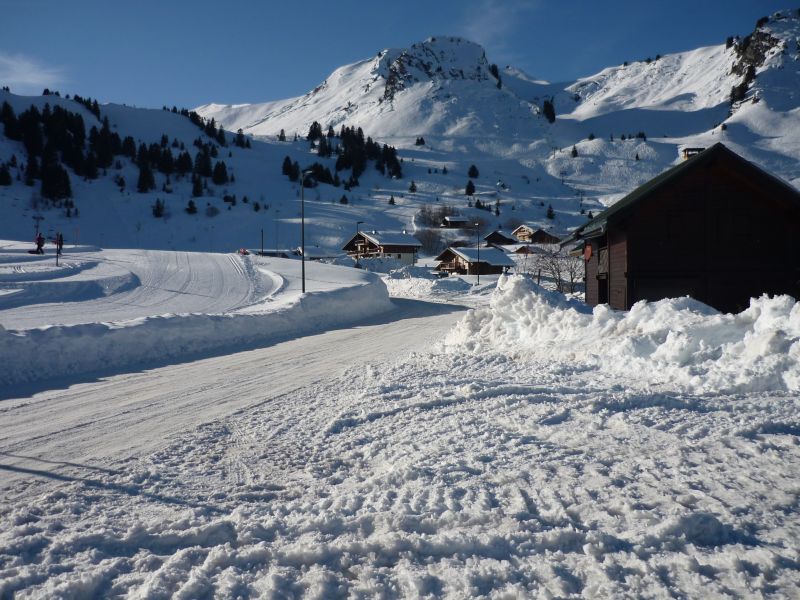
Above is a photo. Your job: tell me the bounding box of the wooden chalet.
[565,143,800,313]
[499,243,537,255]
[342,230,421,266]
[440,216,473,229]
[435,246,515,275]
[681,147,705,161]
[511,225,561,244]
[484,230,517,246]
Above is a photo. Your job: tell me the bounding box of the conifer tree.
[571,145,578,158]
[25,156,39,185]
[137,162,155,193]
[194,151,212,177]
[84,151,98,179]
[468,164,479,178]
[465,179,475,195]
[542,99,556,123]
[212,161,229,185]
[176,151,193,175]
[235,128,247,148]
[191,174,203,197]
[282,155,293,177]
[0,164,11,186]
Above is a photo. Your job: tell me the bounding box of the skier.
[56,232,64,255]
[35,232,45,254]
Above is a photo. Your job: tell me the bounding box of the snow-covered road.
[0,298,466,499]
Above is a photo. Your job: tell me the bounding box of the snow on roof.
[443,216,472,223]
[448,246,516,266]
[497,243,544,254]
[362,231,421,247]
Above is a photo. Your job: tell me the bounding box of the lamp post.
[300,170,314,293]
[356,220,364,268]
[475,222,481,285]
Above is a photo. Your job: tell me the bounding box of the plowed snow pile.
[445,275,800,394]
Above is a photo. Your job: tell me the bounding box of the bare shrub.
[415,228,446,255]
[416,204,458,227]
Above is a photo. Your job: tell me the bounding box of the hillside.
[1,10,799,256]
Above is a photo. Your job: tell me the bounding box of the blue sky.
[0,0,789,109]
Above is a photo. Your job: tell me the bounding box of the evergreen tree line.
[286,121,402,187]
[0,101,85,199]
[0,99,234,199]
[162,105,252,149]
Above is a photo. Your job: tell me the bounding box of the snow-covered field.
[0,241,392,388]
[1,248,798,597]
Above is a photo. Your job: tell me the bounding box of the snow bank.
[0,274,392,387]
[444,275,800,394]
[384,266,472,299]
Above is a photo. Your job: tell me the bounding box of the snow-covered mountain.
[199,10,800,186]
[0,10,798,255]
[197,37,550,142]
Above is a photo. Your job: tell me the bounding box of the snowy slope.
[1,12,799,258]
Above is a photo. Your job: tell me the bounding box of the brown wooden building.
[484,230,517,246]
[435,246,515,275]
[511,225,561,244]
[342,231,421,266]
[566,143,800,313]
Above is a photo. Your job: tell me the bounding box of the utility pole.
[475,222,481,286]
[300,171,314,293]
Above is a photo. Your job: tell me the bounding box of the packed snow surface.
[1,270,798,597]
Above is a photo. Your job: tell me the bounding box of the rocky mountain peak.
[376,37,498,101]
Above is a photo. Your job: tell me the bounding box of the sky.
[0,0,790,109]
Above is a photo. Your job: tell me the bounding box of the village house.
[440,216,473,229]
[483,230,517,246]
[510,225,561,244]
[342,231,421,266]
[435,246,516,275]
[564,143,800,313]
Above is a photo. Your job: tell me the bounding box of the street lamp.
[356,220,364,268]
[300,170,314,294]
[475,222,481,285]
